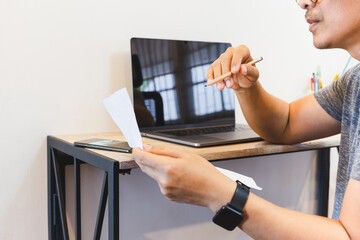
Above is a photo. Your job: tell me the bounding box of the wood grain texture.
[54,132,340,169]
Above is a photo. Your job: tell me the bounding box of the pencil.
[205,57,263,87]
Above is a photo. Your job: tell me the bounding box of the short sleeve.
[351,147,360,181]
[314,71,350,122]
[350,131,360,181]
[351,161,360,180]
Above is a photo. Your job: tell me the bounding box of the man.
[133,0,360,238]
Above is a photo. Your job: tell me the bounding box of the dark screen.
[131,38,234,129]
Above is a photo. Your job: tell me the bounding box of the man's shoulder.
[346,63,360,82]
[343,63,360,98]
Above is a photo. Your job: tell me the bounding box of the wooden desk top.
[54,132,340,169]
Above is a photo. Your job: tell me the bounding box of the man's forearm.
[238,193,350,240]
[235,81,290,143]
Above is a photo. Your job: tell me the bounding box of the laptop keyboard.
[158,125,249,137]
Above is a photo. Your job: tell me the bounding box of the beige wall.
[0,0,354,239]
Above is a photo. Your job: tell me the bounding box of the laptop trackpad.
[207,131,259,140]
[180,135,223,142]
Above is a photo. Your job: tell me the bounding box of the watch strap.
[229,180,249,212]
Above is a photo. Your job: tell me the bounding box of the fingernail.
[216,82,222,90]
[242,65,248,75]
[143,144,152,151]
[229,78,234,85]
[225,79,231,87]
[231,63,241,73]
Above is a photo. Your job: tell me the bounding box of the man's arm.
[236,82,341,144]
[207,45,341,144]
[235,178,360,239]
[234,192,351,239]
[132,146,360,240]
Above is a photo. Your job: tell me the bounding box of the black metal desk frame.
[48,136,127,240]
[48,136,332,240]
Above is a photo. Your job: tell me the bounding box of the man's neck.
[348,48,360,61]
[345,38,360,61]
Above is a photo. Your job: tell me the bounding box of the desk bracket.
[119,169,131,175]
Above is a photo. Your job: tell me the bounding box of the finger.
[224,78,234,88]
[212,54,226,90]
[143,144,182,158]
[132,147,169,169]
[133,148,175,185]
[216,81,225,91]
[240,63,260,82]
[221,47,233,79]
[231,45,251,74]
[207,64,214,81]
[213,57,223,78]
[139,163,163,181]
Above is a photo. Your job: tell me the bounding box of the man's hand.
[207,45,260,91]
[132,145,237,212]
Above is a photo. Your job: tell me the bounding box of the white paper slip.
[215,167,262,190]
[102,88,143,149]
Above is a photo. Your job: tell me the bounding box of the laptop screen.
[131,38,234,130]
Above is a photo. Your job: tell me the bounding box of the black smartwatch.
[212,180,250,231]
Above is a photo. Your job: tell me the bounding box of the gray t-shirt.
[314,63,360,220]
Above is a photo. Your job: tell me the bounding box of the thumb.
[143,144,182,158]
[132,147,168,168]
[241,63,260,82]
[132,148,169,181]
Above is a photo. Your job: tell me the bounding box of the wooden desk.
[47,132,340,240]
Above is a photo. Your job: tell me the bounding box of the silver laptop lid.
[131,37,234,131]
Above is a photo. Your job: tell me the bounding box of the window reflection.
[131,38,234,128]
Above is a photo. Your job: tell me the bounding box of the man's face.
[302,0,360,51]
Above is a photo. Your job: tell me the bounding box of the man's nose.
[297,0,317,9]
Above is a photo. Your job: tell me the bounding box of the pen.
[205,57,263,87]
[317,66,323,89]
[312,73,317,91]
[333,74,339,81]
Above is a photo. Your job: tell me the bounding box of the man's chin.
[313,37,331,49]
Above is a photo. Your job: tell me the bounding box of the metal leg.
[317,148,330,217]
[48,146,56,240]
[75,158,81,240]
[94,172,108,240]
[52,148,70,240]
[108,162,119,240]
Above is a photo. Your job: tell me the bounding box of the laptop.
[131,37,261,147]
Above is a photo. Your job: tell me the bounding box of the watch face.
[212,205,243,231]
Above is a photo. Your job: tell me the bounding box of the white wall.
[0,0,354,239]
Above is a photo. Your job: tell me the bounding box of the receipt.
[103,88,143,149]
[215,167,262,190]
